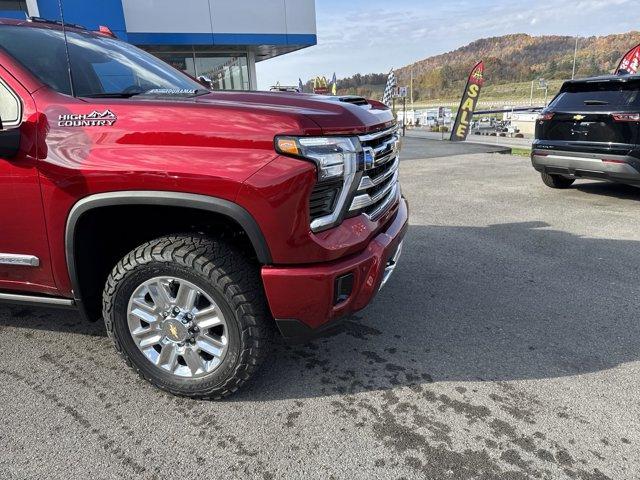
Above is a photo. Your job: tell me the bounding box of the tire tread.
[541,172,575,189]
[102,234,272,400]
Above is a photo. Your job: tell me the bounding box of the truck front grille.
[350,127,401,219]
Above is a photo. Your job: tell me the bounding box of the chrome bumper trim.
[380,241,403,291]
[532,152,640,176]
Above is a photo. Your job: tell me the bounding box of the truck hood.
[193,91,396,135]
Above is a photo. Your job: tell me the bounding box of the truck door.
[0,69,56,294]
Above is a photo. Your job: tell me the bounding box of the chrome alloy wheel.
[126,276,229,378]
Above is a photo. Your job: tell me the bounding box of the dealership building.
[0,0,317,90]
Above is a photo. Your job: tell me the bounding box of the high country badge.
[58,109,117,127]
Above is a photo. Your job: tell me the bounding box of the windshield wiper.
[82,88,210,99]
[583,99,609,105]
[190,89,212,97]
[142,88,210,97]
[81,92,142,99]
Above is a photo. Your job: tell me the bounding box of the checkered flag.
[382,69,397,106]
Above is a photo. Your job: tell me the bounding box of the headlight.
[275,136,361,181]
[275,135,362,232]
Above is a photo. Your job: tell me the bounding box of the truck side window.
[0,79,20,127]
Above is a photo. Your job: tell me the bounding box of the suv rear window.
[550,81,640,110]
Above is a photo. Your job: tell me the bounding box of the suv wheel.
[103,235,272,399]
[540,172,575,189]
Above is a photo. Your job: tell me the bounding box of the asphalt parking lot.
[2,139,639,480]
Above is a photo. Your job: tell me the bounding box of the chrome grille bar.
[358,157,399,190]
[350,170,399,211]
[373,134,401,156]
[358,125,399,142]
[368,183,400,221]
[347,125,402,220]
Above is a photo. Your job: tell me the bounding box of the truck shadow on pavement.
[1,221,639,402]
[238,220,640,401]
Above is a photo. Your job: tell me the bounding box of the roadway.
[1,139,638,479]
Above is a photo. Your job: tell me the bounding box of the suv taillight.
[537,112,555,122]
[612,113,640,122]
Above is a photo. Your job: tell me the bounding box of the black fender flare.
[65,191,272,316]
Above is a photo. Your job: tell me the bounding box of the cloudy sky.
[256,0,640,89]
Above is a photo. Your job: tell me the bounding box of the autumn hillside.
[334,32,640,104]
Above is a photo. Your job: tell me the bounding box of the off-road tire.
[102,235,272,400]
[541,172,575,189]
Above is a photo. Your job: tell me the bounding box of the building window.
[151,52,196,78]
[151,50,250,91]
[0,0,27,11]
[194,54,249,91]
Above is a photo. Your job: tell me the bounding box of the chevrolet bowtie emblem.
[573,115,586,121]
[168,324,179,339]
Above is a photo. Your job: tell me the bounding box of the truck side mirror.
[0,114,21,158]
[197,75,213,89]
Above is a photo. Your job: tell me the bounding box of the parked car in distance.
[532,74,640,189]
[0,18,408,399]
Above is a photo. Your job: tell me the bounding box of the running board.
[0,292,76,309]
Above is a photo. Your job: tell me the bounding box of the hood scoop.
[335,96,370,107]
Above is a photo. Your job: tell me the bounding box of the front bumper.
[531,149,640,185]
[261,197,409,342]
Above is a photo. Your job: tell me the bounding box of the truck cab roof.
[0,16,98,34]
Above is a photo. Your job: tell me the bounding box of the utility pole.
[538,78,549,106]
[403,96,407,137]
[572,36,579,79]
[410,68,414,111]
[544,85,549,106]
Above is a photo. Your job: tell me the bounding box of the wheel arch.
[65,191,272,321]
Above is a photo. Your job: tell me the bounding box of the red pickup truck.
[0,18,407,399]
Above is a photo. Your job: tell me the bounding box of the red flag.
[468,61,485,87]
[616,44,640,74]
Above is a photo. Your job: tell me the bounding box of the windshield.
[0,24,204,97]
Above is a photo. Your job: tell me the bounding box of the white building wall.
[211,0,286,34]
[121,0,316,36]
[284,0,316,34]
[122,0,213,33]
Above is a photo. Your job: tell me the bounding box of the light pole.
[539,78,549,106]
[530,80,534,106]
[572,36,579,80]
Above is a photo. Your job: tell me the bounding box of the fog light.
[334,273,354,305]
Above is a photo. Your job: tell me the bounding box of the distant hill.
[334,32,640,104]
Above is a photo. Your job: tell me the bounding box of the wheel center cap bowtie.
[163,320,188,343]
